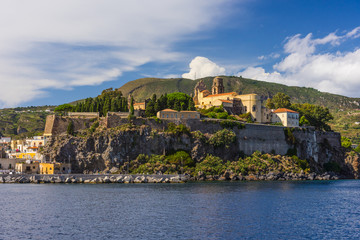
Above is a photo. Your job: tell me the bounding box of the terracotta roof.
[205,92,236,98]
[220,100,233,103]
[160,109,178,112]
[27,147,39,149]
[134,102,145,105]
[180,111,198,113]
[201,90,210,93]
[274,108,299,114]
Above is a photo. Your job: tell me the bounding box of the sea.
[1,180,360,240]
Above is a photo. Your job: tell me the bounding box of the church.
[193,77,272,123]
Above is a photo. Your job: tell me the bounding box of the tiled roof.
[160,109,178,112]
[220,100,233,103]
[274,108,299,114]
[205,92,236,98]
[180,111,198,113]
[134,102,145,105]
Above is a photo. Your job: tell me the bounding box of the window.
[166,114,169,118]
[26,166,30,171]
[63,167,66,171]
[0,164,2,169]
[162,114,164,118]
[252,106,256,112]
[33,166,35,169]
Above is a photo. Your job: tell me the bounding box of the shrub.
[195,155,226,176]
[341,137,352,149]
[67,121,74,135]
[89,121,99,133]
[323,161,341,173]
[208,129,236,148]
[220,120,245,129]
[167,123,190,136]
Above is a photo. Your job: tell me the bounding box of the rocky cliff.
[42,118,357,177]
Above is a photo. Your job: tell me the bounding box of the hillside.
[0,106,54,139]
[118,76,360,110]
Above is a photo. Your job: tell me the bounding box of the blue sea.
[1,181,360,239]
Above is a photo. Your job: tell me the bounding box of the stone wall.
[44,115,342,166]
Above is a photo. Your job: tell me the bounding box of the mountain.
[118,76,360,110]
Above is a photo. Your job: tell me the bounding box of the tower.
[212,77,224,95]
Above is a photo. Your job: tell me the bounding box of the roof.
[201,90,210,93]
[160,109,178,112]
[205,92,236,98]
[27,147,39,150]
[220,100,233,103]
[134,102,145,105]
[274,108,299,114]
[180,111,199,113]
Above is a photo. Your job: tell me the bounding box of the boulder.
[109,167,120,174]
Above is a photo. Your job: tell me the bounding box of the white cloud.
[182,56,226,80]
[238,27,360,97]
[0,0,232,107]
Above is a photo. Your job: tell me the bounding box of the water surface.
[0,181,359,239]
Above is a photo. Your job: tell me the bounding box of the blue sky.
[0,0,360,108]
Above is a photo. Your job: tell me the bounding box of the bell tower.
[212,77,224,95]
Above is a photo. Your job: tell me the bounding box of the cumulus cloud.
[182,56,226,80]
[0,0,231,107]
[238,27,360,97]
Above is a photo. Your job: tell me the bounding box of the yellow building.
[157,109,200,120]
[134,102,146,110]
[193,77,265,123]
[39,163,71,174]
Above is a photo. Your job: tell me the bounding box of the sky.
[0,0,360,108]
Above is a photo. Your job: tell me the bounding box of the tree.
[67,121,74,135]
[291,103,333,131]
[54,104,74,113]
[271,92,291,109]
[265,98,275,109]
[299,116,310,126]
[130,96,134,115]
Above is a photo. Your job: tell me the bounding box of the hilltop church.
[193,77,272,123]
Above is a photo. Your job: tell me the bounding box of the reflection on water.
[0,181,359,239]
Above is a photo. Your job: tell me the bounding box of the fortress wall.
[44,115,56,136]
[49,116,98,135]
[45,115,342,163]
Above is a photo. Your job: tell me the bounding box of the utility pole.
[127,156,129,174]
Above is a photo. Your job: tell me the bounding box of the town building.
[156,109,200,120]
[39,162,71,174]
[15,161,71,174]
[193,77,267,123]
[272,108,299,127]
[15,161,40,174]
[0,158,24,171]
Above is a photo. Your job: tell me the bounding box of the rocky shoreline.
[0,171,343,184]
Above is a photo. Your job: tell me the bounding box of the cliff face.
[42,118,354,176]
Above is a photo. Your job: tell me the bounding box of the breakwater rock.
[0,172,342,184]
[0,174,189,184]
[194,171,341,181]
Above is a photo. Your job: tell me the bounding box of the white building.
[272,108,299,127]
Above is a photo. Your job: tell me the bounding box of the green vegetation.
[128,151,311,176]
[323,161,341,173]
[0,106,54,139]
[266,92,291,109]
[67,121,74,135]
[145,92,195,117]
[291,103,333,131]
[129,151,195,174]
[166,123,190,136]
[198,106,236,120]
[208,129,236,148]
[219,120,245,129]
[56,88,128,117]
[341,136,352,149]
